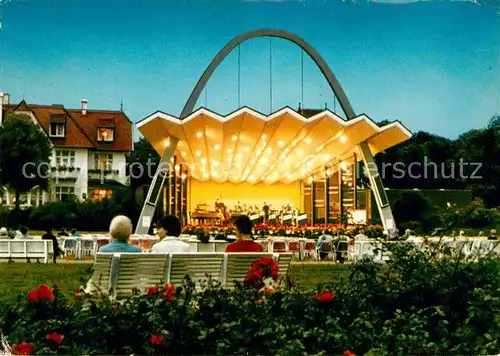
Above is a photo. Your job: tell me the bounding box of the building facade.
[0,94,133,206]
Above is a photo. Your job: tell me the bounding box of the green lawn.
[0,263,93,303]
[288,262,353,289]
[0,262,353,304]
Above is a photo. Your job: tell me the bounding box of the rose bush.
[1,243,500,355]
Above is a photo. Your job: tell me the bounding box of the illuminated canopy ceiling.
[137,107,412,185]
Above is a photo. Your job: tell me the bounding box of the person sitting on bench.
[226,215,263,253]
[99,216,142,253]
[151,215,190,253]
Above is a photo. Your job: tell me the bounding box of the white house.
[0,93,133,206]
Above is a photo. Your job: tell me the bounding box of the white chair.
[302,240,318,260]
[62,239,78,258]
[80,238,96,259]
[270,240,287,253]
[286,240,301,260]
[360,242,376,260]
[319,241,336,261]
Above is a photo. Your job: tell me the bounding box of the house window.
[94,153,113,171]
[55,186,75,202]
[97,128,114,142]
[50,123,65,137]
[93,189,113,201]
[55,150,75,167]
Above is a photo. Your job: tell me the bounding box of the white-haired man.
[99,215,142,253]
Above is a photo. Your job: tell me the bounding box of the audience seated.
[14,226,32,240]
[225,215,263,253]
[488,229,498,240]
[99,216,142,253]
[42,228,63,263]
[71,228,81,238]
[57,227,69,237]
[316,235,333,260]
[151,215,190,253]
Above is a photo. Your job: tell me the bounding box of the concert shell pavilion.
[137,106,411,226]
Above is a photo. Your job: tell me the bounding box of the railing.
[50,166,81,180]
[88,169,120,181]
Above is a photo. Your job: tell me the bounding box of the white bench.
[0,239,53,263]
[86,252,293,299]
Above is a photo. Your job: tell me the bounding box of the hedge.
[1,243,500,355]
[0,189,140,231]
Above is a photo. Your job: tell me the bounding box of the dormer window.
[97,118,115,142]
[49,114,66,138]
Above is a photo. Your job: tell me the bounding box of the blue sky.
[2,0,499,139]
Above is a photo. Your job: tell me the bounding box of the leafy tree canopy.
[0,113,51,209]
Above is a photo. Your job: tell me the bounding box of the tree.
[0,113,51,210]
[128,137,160,190]
[392,191,437,232]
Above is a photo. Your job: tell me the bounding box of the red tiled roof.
[66,109,133,151]
[4,101,133,151]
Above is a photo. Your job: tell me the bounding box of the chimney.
[81,99,88,115]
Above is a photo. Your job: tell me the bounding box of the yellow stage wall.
[189,179,302,214]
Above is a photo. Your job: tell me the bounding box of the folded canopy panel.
[137,107,412,185]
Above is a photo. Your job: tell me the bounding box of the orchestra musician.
[215,197,230,222]
[292,206,300,225]
[262,201,270,224]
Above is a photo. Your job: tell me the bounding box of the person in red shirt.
[225,215,263,253]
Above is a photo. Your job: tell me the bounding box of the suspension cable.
[269,37,272,114]
[238,44,241,108]
[301,49,304,111]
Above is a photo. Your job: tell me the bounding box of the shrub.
[393,191,438,233]
[8,189,141,231]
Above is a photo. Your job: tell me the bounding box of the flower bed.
[183,223,385,240]
[1,243,500,355]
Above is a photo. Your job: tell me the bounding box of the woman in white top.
[151,216,190,253]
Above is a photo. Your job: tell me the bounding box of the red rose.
[344,350,355,356]
[46,333,64,344]
[13,342,33,355]
[244,257,279,289]
[383,271,389,277]
[27,290,39,303]
[147,286,159,295]
[28,284,55,303]
[74,288,82,300]
[162,283,175,302]
[313,290,335,303]
[132,287,141,295]
[150,335,164,345]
